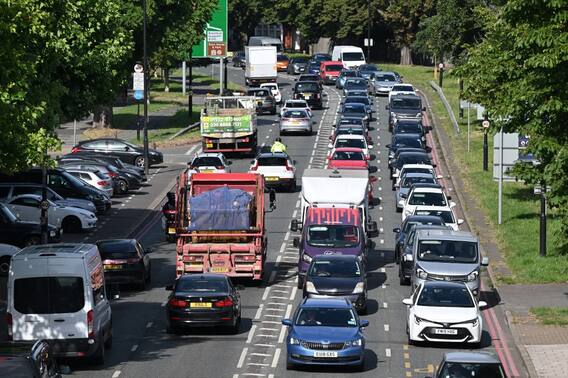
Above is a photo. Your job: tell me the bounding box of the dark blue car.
[282,298,368,371]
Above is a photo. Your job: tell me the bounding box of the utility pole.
[367,0,371,62]
[540,181,547,257]
[188,52,193,122]
[40,140,48,244]
[142,0,149,175]
[223,58,228,94]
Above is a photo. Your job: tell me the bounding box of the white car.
[329,134,373,160]
[280,99,313,118]
[5,194,97,233]
[393,164,439,190]
[412,205,464,231]
[260,82,282,104]
[249,152,296,192]
[388,84,416,102]
[188,152,232,173]
[403,281,485,346]
[66,168,114,198]
[399,185,454,221]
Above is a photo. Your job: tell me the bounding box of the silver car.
[371,71,399,96]
[279,109,313,135]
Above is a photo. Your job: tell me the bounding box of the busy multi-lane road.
[14,65,526,377]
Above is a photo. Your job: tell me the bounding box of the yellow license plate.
[190,302,212,308]
[303,93,311,99]
[265,177,279,181]
[168,227,176,234]
[105,265,123,270]
[210,267,228,273]
[201,169,214,173]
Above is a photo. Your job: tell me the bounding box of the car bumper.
[287,344,364,366]
[280,123,311,133]
[149,154,164,166]
[264,177,295,189]
[104,269,145,284]
[376,87,392,95]
[44,338,100,358]
[409,320,482,344]
[306,292,366,310]
[323,77,338,84]
[167,308,237,327]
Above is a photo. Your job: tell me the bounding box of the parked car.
[293,81,323,109]
[280,109,313,135]
[392,215,446,265]
[0,340,61,377]
[303,255,367,314]
[327,148,369,171]
[5,194,97,233]
[188,152,232,174]
[232,51,245,67]
[357,63,381,80]
[60,160,141,195]
[395,173,438,211]
[0,183,97,213]
[247,88,277,115]
[287,57,309,74]
[403,281,485,346]
[65,167,114,198]
[319,61,344,84]
[249,152,297,192]
[0,203,61,247]
[96,239,151,290]
[282,298,368,371]
[281,99,313,118]
[66,152,146,181]
[371,71,399,96]
[433,352,506,378]
[165,273,241,334]
[335,69,360,89]
[71,138,163,168]
[276,54,290,72]
[260,82,282,104]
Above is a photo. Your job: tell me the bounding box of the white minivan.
[6,243,112,364]
[332,46,366,69]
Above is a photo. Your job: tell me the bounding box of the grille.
[428,273,469,282]
[423,327,471,340]
[300,341,345,350]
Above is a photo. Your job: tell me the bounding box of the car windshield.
[285,102,307,108]
[402,167,433,176]
[393,136,422,148]
[402,219,444,233]
[415,209,455,224]
[249,89,270,97]
[336,139,365,149]
[417,285,474,307]
[402,176,436,188]
[439,362,506,378]
[341,71,357,78]
[307,225,360,247]
[295,307,358,327]
[309,62,320,69]
[337,128,364,137]
[257,157,287,166]
[283,110,308,119]
[418,240,478,263]
[296,82,319,92]
[308,259,361,278]
[339,119,364,126]
[343,52,364,61]
[376,74,396,81]
[192,157,222,167]
[342,106,366,115]
[392,85,413,92]
[409,192,446,206]
[396,154,430,167]
[176,278,228,292]
[360,64,379,71]
[395,123,422,133]
[345,80,367,88]
[326,64,344,72]
[391,97,421,109]
[346,97,370,105]
[332,151,365,161]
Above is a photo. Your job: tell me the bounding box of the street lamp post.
[142,0,149,175]
[367,0,371,62]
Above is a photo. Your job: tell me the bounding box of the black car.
[0,203,61,247]
[0,168,111,213]
[232,51,245,67]
[67,152,146,181]
[390,151,432,179]
[335,117,366,129]
[339,103,370,127]
[72,138,163,168]
[297,74,322,88]
[310,53,332,63]
[386,134,426,160]
[393,119,427,138]
[344,78,371,97]
[303,255,367,314]
[247,88,277,115]
[97,239,151,290]
[293,81,323,109]
[387,94,424,131]
[287,57,308,74]
[392,215,446,265]
[0,340,61,377]
[165,274,241,333]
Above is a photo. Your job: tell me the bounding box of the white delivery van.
[299,169,378,237]
[332,46,366,69]
[6,243,112,364]
[245,46,278,86]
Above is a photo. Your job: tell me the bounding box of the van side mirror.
[290,219,302,232]
[478,301,488,308]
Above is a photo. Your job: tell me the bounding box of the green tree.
[229,0,264,49]
[458,0,568,247]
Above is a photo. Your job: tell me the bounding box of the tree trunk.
[400,45,413,65]
[92,105,113,128]
[163,68,170,92]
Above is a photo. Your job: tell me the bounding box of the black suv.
[72,138,163,168]
[387,94,425,131]
[0,203,61,247]
[0,340,61,377]
[293,81,323,109]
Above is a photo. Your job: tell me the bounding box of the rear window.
[295,82,319,92]
[14,277,84,314]
[97,241,137,259]
[332,151,364,160]
[258,157,287,166]
[336,139,365,149]
[94,171,107,180]
[249,89,270,97]
[277,55,289,61]
[283,110,308,118]
[325,65,344,72]
[176,278,228,292]
[376,74,396,81]
[192,157,222,167]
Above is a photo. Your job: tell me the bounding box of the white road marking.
[271,348,281,368]
[184,144,198,155]
[289,286,297,300]
[386,348,391,357]
[112,371,121,378]
[384,324,390,332]
[246,325,257,344]
[131,344,139,352]
[285,304,293,319]
[383,302,388,308]
[262,287,270,301]
[254,304,264,320]
[278,325,287,343]
[237,348,248,368]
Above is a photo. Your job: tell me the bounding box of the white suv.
[249,152,296,192]
[188,152,232,174]
[399,184,455,221]
[260,83,282,104]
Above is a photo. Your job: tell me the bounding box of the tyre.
[399,266,409,285]
[62,216,82,233]
[104,328,113,349]
[146,266,151,283]
[118,179,129,194]
[230,316,241,334]
[354,359,365,372]
[166,324,179,334]
[134,156,145,168]
[91,336,105,365]
[138,275,146,291]
[286,361,295,371]
[358,304,368,316]
[24,235,41,247]
[0,256,11,277]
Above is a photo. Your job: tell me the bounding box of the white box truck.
[332,46,366,69]
[245,46,277,86]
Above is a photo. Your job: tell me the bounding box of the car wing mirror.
[482,256,490,266]
[478,301,488,308]
[360,319,369,328]
[449,201,457,208]
[282,318,293,326]
[457,219,464,225]
[402,298,413,306]
[393,227,401,233]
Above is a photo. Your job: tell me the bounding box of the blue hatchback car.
[282,298,368,371]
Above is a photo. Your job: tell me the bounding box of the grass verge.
[379,63,566,283]
[531,307,568,326]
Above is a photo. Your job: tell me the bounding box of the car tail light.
[216,166,224,170]
[108,172,118,178]
[5,312,12,340]
[71,146,82,153]
[285,161,294,172]
[168,298,187,308]
[250,162,258,171]
[97,181,108,186]
[214,297,234,308]
[87,310,95,338]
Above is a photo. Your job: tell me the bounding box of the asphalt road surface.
[1,65,527,378]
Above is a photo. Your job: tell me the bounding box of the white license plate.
[314,351,338,358]
[433,328,458,335]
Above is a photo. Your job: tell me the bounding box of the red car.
[320,61,344,85]
[327,148,369,170]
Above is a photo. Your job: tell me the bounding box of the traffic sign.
[207,42,226,57]
[482,120,490,128]
[364,38,374,47]
[134,63,144,73]
[134,90,143,101]
[40,200,49,211]
[133,72,144,91]
[191,0,228,58]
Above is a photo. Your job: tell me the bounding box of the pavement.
[424,85,568,378]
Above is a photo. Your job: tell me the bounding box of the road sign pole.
[219,58,224,94]
[136,103,141,141]
[224,57,228,94]
[142,0,149,176]
[189,53,193,122]
[182,61,186,95]
[540,182,547,257]
[498,128,503,225]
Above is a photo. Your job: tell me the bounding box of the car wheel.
[166,323,179,335]
[104,328,113,349]
[91,334,105,365]
[24,235,41,247]
[138,276,146,291]
[230,315,241,334]
[399,266,409,285]
[354,358,365,372]
[289,181,297,193]
[118,179,129,194]
[286,361,295,371]
[134,156,145,168]
[0,256,11,277]
[396,206,402,213]
[62,216,82,233]
[358,303,368,316]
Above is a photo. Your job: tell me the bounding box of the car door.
[8,197,39,223]
[107,140,137,164]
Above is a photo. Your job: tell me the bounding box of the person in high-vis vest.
[271,138,287,153]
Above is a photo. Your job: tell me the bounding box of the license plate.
[434,328,458,335]
[303,93,311,99]
[190,302,212,308]
[168,227,176,234]
[265,177,278,181]
[314,351,338,358]
[105,265,123,270]
[210,267,228,273]
[206,143,213,148]
[201,169,214,173]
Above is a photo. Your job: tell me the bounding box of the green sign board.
[201,115,252,134]
[192,0,228,58]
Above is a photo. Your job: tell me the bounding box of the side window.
[80,173,91,180]
[136,242,145,258]
[83,140,107,149]
[12,197,38,207]
[108,141,126,151]
[13,187,41,197]
[407,231,415,247]
[49,174,70,188]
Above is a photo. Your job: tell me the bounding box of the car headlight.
[346,338,363,347]
[289,337,300,345]
[302,254,312,263]
[414,315,425,325]
[305,281,318,294]
[404,209,412,216]
[391,112,397,120]
[415,112,422,118]
[416,267,428,279]
[467,270,479,282]
[352,282,365,294]
[49,230,56,238]
[469,317,479,327]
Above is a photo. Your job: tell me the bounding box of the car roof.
[401,164,434,170]
[404,215,445,223]
[257,152,289,159]
[391,93,421,100]
[402,172,436,179]
[194,152,224,159]
[443,351,501,364]
[97,238,137,247]
[296,80,319,85]
[78,138,123,144]
[410,184,443,191]
[415,228,477,241]
[301,297,351,309]
[343,103,366,108]
[312,254,359,262]
[178,273,228,281]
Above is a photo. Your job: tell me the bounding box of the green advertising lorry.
[200,96,258,154]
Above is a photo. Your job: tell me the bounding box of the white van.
[332,46,366,69]
[6,243,112,364]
